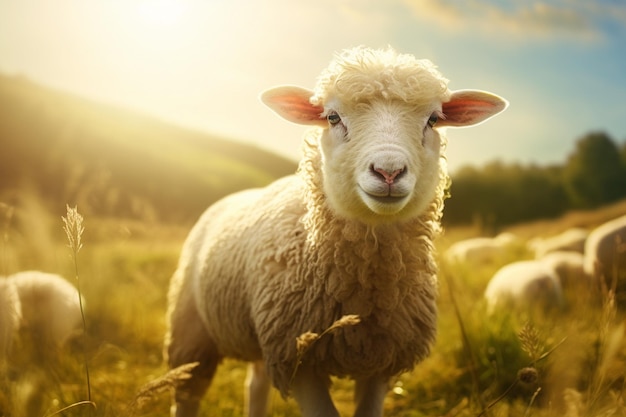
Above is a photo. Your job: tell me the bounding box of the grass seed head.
[296,331,320,356]
[327,314,361,332]
[518,321,543,363]
[62,205,84,254]
[128,362,199,413]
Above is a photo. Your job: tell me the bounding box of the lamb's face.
[318,97,443,224]
[261,47,507,225]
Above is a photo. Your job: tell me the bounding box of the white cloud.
[402,0,625,41]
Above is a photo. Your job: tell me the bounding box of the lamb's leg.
[166,291,221,417]
[353,375,389,417]
[244,361,271,417]
[291,364,339,417]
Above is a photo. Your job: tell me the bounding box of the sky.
[1,0,625,173]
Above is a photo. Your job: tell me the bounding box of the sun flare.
[136,0,185,26]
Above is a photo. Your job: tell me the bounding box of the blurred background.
[1,0,625,228]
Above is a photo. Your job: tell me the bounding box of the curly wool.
[166,46,454,399]
[252,131,446,395]
[311,46,451,111]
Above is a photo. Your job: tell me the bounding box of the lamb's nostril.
[372,166,406,185]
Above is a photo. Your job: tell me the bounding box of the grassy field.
[1,197,625,417]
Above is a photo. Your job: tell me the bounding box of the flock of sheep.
[445,215,626,313]
[0,46,624,417]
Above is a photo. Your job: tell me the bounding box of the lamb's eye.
[427,114,438,128]
[327,112,341,125]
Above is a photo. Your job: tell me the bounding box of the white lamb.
[445,232,520,265]
[164,46,507,417]
[484,260,564,314]
[539,251,589,291]
[0,278,21,365]
[530,227,588,258]
[8,271,82,348]
[583,215,626,291]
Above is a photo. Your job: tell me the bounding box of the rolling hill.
[0,74,297,223]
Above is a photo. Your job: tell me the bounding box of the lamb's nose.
[372,166,405,185]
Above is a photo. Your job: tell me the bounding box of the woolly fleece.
[164,47,505,403]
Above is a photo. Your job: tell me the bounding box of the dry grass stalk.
[326,314,361,333]
[479,321,567,417]
[291,315,361,387]
[585,287,623,414]
[518,321,543,364]
[127,362,199,414]
[62,204,92,406]
[43,401,97,417]
[296,331,320,357]
[62,204,84,255]
[296,315,361,358]
[524,387,542,417]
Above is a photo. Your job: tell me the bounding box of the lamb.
[583,215,626,291]
[445,232,520,265]
[530,227,588,258]
[539,251,588,291]
[8,271,82,348]
[164,46,507,417]
[484,260,564,313]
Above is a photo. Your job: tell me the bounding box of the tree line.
[443,131,626,230]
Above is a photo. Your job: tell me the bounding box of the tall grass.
[0,194,625,416]
[56,205,95,415]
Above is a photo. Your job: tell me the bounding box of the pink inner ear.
[441,90,507,127]
[289,101,325,123]
[261,86,326,127]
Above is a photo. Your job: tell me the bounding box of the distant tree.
[445,161,568,230]
[562,132,626,208]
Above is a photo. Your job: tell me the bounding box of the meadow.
[2,194,625,417]
[2,74,626,416]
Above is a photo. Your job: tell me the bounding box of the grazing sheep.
[0,278,21,365]
[583,215,626,290]
[8,271,82,347]
[530,228,588,258]
[445,232,520,265]
[539,251,588,291]
[164,46,507,417]
[484,260,564,313]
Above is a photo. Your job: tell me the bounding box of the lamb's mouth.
[359,186,409,206]
[367,194,408,205]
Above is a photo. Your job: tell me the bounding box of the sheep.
[583,215,626,292]
[8,271,82,348]
[445,232,520,265]
[539,251,588,291]
[530,227,588,258]
[484,260,564,314]
[0,278,21,366]
[164,46,507,417]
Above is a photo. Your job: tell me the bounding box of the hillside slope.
[0,74,297,223]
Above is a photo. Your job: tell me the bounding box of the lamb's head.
[262,46,507,224]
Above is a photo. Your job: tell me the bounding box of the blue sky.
[1,0,625,172]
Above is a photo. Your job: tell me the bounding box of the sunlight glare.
[137,0,185,26]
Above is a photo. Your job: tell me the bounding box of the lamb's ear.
[260,86,327,127]
[440,90,508,128]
